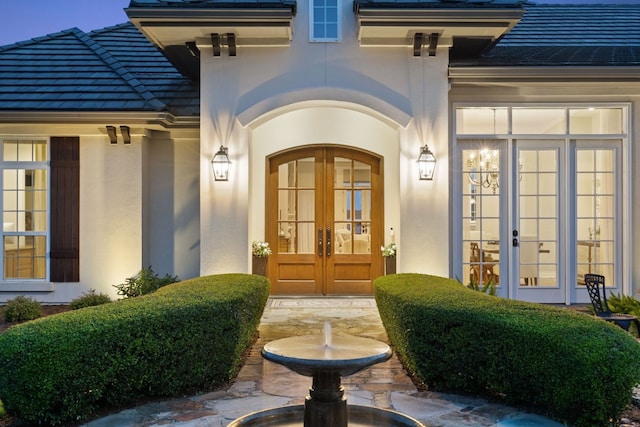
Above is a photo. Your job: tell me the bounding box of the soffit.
[126,6,296,49]
[354,5,524,47]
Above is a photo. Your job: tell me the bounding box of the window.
[2,140,48,279]
[310,0,340,42]
[0,137,79,283]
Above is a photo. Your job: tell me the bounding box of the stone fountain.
[228,322,425,427]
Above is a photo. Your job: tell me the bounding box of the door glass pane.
[298,158,315,187]
[461,146,501,287]
[334,158,371,255]
[277,158,315,254]
[576,147,616,285]
[518,147,558,287]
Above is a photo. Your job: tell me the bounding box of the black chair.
[584,273,640,333]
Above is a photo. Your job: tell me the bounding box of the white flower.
[381,243,397,257]
[251,240,272,258]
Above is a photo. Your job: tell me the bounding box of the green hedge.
[375,273,640,427]
[0,273,269,426]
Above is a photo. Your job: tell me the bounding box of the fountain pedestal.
[305,370,347,427]
[229,330,425,427]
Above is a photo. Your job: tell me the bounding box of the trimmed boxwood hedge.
[0,273,269,426]
[375,273,640,427]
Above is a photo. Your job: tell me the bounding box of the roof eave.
[355,7,524,48]
[0,111,200,129]
[449,66,640,84]
[126,6,296,49]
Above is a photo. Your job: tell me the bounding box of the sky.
[1,0,640,47]
[0,0,130,46]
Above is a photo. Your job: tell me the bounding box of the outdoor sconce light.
[120,126,131,144]
[417,145,436,180]
[211,145,231,181]
[106,126,118,144]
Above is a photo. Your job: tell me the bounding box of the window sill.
[0,282,54,292]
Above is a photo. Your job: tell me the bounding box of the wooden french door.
[267,146,382,295]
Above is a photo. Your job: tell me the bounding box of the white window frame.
[0,137,50,287]
[452,103,631,304]
[309,0,341,42]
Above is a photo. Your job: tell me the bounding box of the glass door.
[459,139,565,302]
[513,141,563,302]
[267,146,382,295]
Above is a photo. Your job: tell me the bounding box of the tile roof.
[88,24,199,116]
[0,23,198,115]
[455,4,640,66]
[353,0,526,8]
[128,0,297,8]
[0,2,638,116]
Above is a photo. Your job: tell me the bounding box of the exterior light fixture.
[211,145,231,181]
[120,126,131,144]
[106,126,117,144]
[417,145,436,180]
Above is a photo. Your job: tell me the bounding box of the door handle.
[318,228,323,256]
[326,227,331,257]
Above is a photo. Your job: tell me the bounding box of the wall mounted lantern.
[417,145,436,180]
[211,145,231,181]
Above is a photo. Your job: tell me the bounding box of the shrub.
[69,289,112,310]
[113,266,179,298]
[608,292,640,318]
[1,296,43,322]
[375,273,640,427]
[0,274,269,426]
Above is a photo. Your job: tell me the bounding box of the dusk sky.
[1,0,639,47]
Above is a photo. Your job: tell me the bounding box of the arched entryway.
[266,146,383,295]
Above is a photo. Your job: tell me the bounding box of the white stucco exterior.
[0,1,638,304]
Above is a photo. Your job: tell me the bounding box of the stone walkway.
[84,298,565,427]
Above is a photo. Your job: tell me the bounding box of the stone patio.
[83,297,565,427]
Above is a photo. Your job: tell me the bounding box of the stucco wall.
[199,0,451,278]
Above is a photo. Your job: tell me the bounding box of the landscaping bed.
[375,273,640,427]
[0,274,270,426]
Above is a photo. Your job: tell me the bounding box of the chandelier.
[467,149,522,194]
[467,149,500,194]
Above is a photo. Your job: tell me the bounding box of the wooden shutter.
[50,137,79,282]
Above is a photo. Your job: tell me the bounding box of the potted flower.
[251,240,272,276]
[381,243,397,275]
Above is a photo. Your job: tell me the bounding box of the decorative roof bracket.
[211,33,238,57]
[413,33,424,57]
[428,33,438,57]
[413,32,439,57]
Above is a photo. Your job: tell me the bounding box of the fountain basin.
[262,333,392,377]
[227,404,425,427]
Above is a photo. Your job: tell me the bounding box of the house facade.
[0,0,638,304]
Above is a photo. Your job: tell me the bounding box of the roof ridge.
[87,22,136,37]
[75,28,168,111]
[0,27,86,52]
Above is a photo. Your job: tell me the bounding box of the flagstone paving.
[83,298,567,427]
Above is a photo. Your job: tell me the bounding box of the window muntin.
[1,140,48,280]
[310,0,340,42]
